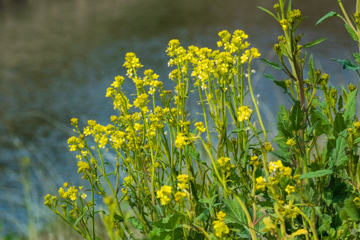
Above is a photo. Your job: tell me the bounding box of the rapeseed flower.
[175,133,187,149]
[269,160,284,173]
[285,185,295,194]
[174,192,187,202]
[237,106,252,122]
[213,220,229,238]
[156,185,172,205]
[264,142,274,152]
[286,138,296,147]
[77,161,90,173]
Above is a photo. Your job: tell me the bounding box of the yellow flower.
[213,220,229,238]
[177,174,189,183]
[256,176,266,191]
[217,211,226,221]
[264,142,274,152]
[121,188,128,195]
[269,160,284,173]
[124,176,133,186]
[194,122,206,132]
[44,194,51,207]
[237,106,252,122]
[71,118,78,126]
[63,182,69,188]
[283,167,292,177]
[81,193,87,199]
[285,185,295,194]
[58,187,68,198]
[286,138,296,147]
[218,157,230,167]
[175,133,187,149]
[174,192,187,202]
[156,185,172,205]
[77,161,90,173]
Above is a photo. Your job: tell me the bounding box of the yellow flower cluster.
[250,156,260,167]
[194,122,206,133]
[67,136,84,152]
[213,211,229,238]
[156,185,172,205]
[256,176,267,191]
[174,192,187,203]
[77,161,90,173]
[288,9,302,23]
[286,138,296,147]
[177,174,189,190]
[124,176,133,186]
[268,160,292,177]
[175,133,188,149]
[285,185,295,194]
[58,185,83,201]
[237,106,252,122]
[264,142,274,152]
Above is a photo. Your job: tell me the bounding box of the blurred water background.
[0,0,358,237]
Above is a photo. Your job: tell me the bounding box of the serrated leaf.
[300,169,333,179]
[152,212,182,230]
[290,101,304,131]
[260,59,283,70]
[315,11,345,27]
[333,113,345,136]
[338,95,343,111]
[329,129,348,168]
[257,6,278,21]
[345,23,359,42]
[223,198,247,225]
[331,58,360,71]
[344,90,356,123]
[128,217,144,230]
[354,53,360,66]
[303,38,327,48]
[344,199,360,221]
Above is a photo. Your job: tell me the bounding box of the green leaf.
[263,73,276,81]
[344,199,360,221]
[223,198,247,225]
[128,217,144,230]
[354,53,360,66]
[300,169,333,179]
[333,113,346,137]
[310,108,332,137]
[331,58,360,71]
[329,129,348,169]
[338,95,343,111]
[303,38,327,48]
[315,11,345,27]
[345,23,359,42]
[257,6,278,21]
[196,209,209,222]
[318,214,333,234]
[230,127,248,134]
[152,212,182,230]
[290,101,304,131]
[260,59,283,70]
[344,90,356,124]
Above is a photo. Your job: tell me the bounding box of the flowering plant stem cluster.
[45,0,360,239]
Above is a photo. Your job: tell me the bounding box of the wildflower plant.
[45,0,360,239]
